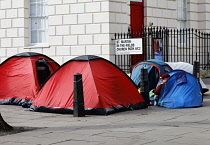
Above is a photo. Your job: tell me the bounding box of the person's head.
[36,58,50,85]
[160,73,170,83]
[36,58,49,70]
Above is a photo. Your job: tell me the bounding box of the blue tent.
[131,59,172,90]
[158,70,203,108]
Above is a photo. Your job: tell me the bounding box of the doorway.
[130,0,144,65]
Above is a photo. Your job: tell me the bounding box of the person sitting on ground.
[36,58,51,86]
[153,73,170,95]
[149,73,170,105]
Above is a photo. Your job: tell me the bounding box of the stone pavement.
[0,79,210,145]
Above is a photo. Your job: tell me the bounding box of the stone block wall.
[144,0,210,33]
[0,0,28,61]
[0,0,130,64]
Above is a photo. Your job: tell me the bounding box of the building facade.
[144,0,210,32]
[0,0,210,64]
[0,0,130,64]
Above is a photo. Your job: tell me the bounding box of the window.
[177,0,187,45]
[177,0,187,29]
[29,0,48,46]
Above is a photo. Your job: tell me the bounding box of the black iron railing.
[112,27,210,73]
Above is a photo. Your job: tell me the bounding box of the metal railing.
[112,27,210,73]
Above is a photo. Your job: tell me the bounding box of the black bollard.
[140,67,150,106]
[193,60,200,79]
[73,73,85,117]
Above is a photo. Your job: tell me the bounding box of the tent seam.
[87,59,104,109]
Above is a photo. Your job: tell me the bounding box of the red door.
[130,1,144,65]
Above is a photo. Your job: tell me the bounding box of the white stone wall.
[144,0,177,29]
[188,0,210,32]
[2,0,210,64]
[0,0,28,62]
[0,0,130,64]
[144,0,210,32]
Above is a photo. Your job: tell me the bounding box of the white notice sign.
[115,38,143,55]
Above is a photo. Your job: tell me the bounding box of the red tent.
[30,55,147,115]
[0,52,60,105]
